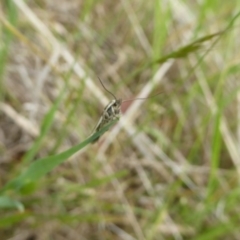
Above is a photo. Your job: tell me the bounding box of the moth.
[91,77,162,143]
[91,98,122,142]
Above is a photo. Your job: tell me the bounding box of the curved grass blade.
[0,120,118,194]
[0,196,24,212]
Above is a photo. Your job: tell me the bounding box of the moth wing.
[92,115,104,134]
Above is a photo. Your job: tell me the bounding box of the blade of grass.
[49,82,86,155]
[152,32,223,65]
[152,0,170,70]
[0,120,118,194]
[22,85,66,163]
[22,56,78,163]
[0,196,24,212]
[207,107,222,197]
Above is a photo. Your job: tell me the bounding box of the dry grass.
[1,0,240,240]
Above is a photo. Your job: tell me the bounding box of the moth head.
[111,99,122,116]
[113,99,122,107]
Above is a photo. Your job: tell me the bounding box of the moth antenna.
[122,91,164,103]
[98,77,117,100]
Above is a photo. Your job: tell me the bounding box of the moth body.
[92,99,122,142]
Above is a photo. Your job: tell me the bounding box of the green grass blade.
[152,32,222,65]
[22,86,66,163]
[0,196,24,212]
[0,120,117,194]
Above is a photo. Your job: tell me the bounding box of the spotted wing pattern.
[91,99,122,143]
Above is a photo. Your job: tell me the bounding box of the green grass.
[1,0,240,239]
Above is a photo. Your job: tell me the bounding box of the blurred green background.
[1,0,240,239]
